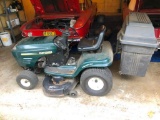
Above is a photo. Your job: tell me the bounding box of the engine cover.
[12,36,57,68]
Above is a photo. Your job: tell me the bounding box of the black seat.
[78,25,106,52]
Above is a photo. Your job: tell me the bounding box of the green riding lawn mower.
[12,12,159,97]
[12,25,113,97]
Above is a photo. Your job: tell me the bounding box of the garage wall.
[92,0,121,13]
[23,0,121,22]
[79,0,121,13]
[22,0,35,21]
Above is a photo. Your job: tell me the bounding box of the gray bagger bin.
[117,12,159,77]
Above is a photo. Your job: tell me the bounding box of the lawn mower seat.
[78,25,106,52]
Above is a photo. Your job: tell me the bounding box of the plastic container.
[15,18,20,25]
[70,19,76,27]
[6,20,16,28]
[117,12,159,77]
[0,32,12,46]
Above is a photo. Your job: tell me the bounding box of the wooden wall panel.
[79,0,121,13]
[92,0,121,13]
[22,0,35,21]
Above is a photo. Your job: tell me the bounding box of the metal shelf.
[0,11,18,16]
[0,0,26,43]
[0,10,24,16]
[4,21,26,30]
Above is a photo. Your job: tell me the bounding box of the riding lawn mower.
[12,25,113,97]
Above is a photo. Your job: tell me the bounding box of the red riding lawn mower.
[20,0,106,41]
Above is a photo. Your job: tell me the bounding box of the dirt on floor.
[0,44,160,120]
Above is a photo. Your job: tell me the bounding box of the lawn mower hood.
[30,0,81,15]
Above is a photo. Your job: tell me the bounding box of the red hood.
[30,0,80,15]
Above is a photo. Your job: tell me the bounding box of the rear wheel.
[80,68,112,96]
[16,70,39,90]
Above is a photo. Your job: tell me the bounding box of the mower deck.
[43,76,78,97]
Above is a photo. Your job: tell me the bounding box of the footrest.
[45,66,76,76]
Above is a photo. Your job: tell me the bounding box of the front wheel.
[16,70,39,90]
[80,68,112,96]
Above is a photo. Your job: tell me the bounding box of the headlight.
[28,32,32,37]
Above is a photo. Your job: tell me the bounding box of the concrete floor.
[0,45,160,120]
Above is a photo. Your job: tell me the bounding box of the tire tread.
[16,70,38,90]
[80,68,112,96]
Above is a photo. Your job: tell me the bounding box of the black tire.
[16,70,39,90]
[80,68,112,96]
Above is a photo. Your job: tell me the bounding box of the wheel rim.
[88,77,104,91]
[71,93,76,96]
[20,79,31,87]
